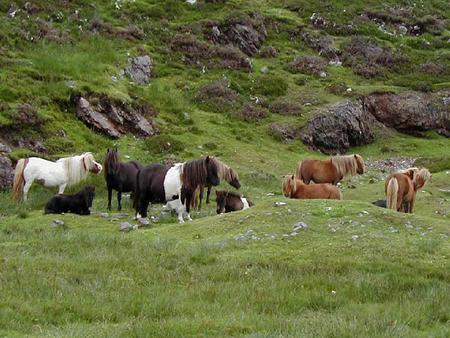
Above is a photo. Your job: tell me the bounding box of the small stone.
[138,217,150,226]
[119,222,133,232]
[100,212,109,218]
[331,290,337,295]
[266,192,275,196]
[293,221,308,231]
[260,66,269,74]
[351,235,359,240]
[274,201,287,207]
[52,219,64,227]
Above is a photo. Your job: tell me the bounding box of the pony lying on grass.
[385,167,431,213]
[282,175,342,200]
[296,154,364,185]
[44,186,95,215]
[13,153,102,201]
[216,191,253,214]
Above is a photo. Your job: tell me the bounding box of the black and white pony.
[13,153,102,201]
[103,148,143,211]
[134,156,226,223]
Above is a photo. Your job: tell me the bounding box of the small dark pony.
[216,190,253,214]
[282,175,342,200]
[104,148,143,210]
[297,154,365,185]
[195,164,241,210]
[44,186,95,215]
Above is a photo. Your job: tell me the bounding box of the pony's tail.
[12,159,27,201]
[296,161,303,179]
[386,177,398,211]
[133,169,141,211]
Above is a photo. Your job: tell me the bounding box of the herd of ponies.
[11,150,431,223]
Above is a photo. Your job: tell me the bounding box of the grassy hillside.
[0,0,449,336]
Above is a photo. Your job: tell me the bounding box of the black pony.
[44,186,95,215]
[135,156,223,223]
[104,148,143,210]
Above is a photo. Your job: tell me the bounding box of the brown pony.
[282,175,342,200]
[296,154,364,185]
[385,167,431,213]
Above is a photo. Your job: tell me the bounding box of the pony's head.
[354,154,365,175]
[216,190,228,214]
[81,185,96,208]
[413,168,431,191]
[83,153,102,174]
[282,175,296,198]
[205,156,220,187]
[226,168,241,189]
[104,148,119,176]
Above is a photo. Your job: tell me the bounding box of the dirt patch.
[37,20,70,43]
[301,31,340,61]
[420,62,448,76]
[289,56,327,76]
[268,99,302,116]
[195,80,240,112]
[237,104,268,122]
[89,18,144,41]
[170,33,211,64]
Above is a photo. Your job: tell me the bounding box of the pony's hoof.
[178,219,185,224]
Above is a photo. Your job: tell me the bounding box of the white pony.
[13,152,102,201]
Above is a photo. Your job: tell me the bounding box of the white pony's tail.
[386,177,398,211]
[12,159,27,201]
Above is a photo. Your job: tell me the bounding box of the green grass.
[1,0,450,336]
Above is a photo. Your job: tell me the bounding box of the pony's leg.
[117,191,122,211]
[185,191,193,221]
[58,183,67,194]
[22,180,33,202]
[107,187,112,211]
[198,187,204,211]
[206,186,212,204]
[138,196,150,218]
[177,208,185,224]
[409,195,416,213]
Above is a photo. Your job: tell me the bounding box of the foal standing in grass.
[282,175,342,200]
[296,154,364,185]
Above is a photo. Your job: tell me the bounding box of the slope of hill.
[0,0,449,336]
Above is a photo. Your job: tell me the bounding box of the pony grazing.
[44,186,95,215]
[196,164,241,210]
[385,167,431,213]
[103,148,143,210]
[216,190,253,214]
[13,153,102,201]
[282,175,342,200]
[296,154,364,185]
[135,156,223,223]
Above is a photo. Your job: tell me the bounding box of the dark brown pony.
[215,190,253,214]
[282,175,342,200]
[196,165,241,210]
[103,149,142,210]
[296,154,364,185]
[385,167,431,213]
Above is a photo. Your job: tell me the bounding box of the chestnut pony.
[385,167,431,213]
[282,175,342,200]
[296,154,364,185]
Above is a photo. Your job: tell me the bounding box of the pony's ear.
[215,190,219,196]
[354,154,357,158]
[291,175,294,180]
[205,156,210,163]
[106,148,109,153]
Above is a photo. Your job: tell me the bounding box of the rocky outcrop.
[362,90,450,136]
[125,55,152,85]
[204,12,267,56]
[300,100,375,154]
[0,156,13,191]
[301,32,340,61]
[73,95,158,139]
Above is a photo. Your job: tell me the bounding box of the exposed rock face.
[300,100,375,154]
[125,55,152,85]
[204,12,267,56]
[74,95,158,139]
[301,32,340,61]
[268,123,299,143]
[362,90,450,136]
[0,156,14,191]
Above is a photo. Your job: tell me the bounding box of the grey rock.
[0,156,14,191]
[0,141,12,153]
[52,219,65,227]
[119,222,133,232]
[138,217,150,226]
[74,94,158,139]
[125,55,152,85]
[293,222,308,231]
[100,212,109,218]
[300,100,375,154]
[260,66,269,74]
[274,201,287,207]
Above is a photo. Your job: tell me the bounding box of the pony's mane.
[331,154,363,177]
[182,156,219,190]
[221,191,242,199]
[282,175,298,196]
[104,150,120,177]
[218,163,239,183]
[413,168,431,190]
[59,153,91,185]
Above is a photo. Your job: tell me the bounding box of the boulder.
[362,90,450,136]
[300,100,375,154]
[0,156,14,191]
[204,12,267,56]
[74,95,158,139]
[125,55,152,85]
[301,32,340,61]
